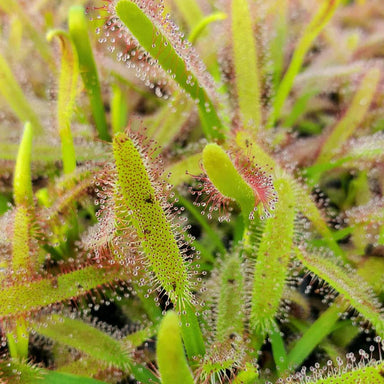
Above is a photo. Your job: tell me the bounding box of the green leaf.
[113,132,191,304]
[114,0,225,140]
[202,143,255,222]
[0,266,124,318]
[250,178,295,334]
[269,321,288,374]
[296,247,384,339]
[112,132,205,357]
[156,311,194,384]
[34,315,131,370]
[47,30,78,174]
[69,6,110,141]
[231,0,262,129]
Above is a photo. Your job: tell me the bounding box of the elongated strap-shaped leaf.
[113,132,205,357]
[113,132,190,304]
[157,311,194,384]
[216,253,245,342]
[69,6,110,141]
[47,30,78,174]
[114,0,224,140]
[0,53,42,133]
[296,247,384,338]
[250,178,295,334]
[316,67,381,164]
[231,0,261,129]
[267,0,341,128]
[35,315,130,369]
[0,266,124,318]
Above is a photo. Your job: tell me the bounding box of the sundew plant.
[1,0,384,383]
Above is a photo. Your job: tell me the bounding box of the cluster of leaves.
[0,0,384,383]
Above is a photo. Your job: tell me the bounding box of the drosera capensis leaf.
[112,131,205,357]
[235,130,345,260]
[0,53,43,133]
[112,132,191,305]
[250,178,295,334]
[156,311,194,384]
[113,0,225,141]
[201,142,277,224]
[69,6,110,142]
[46,29,78,174]
[267,0,341,128]
[295,246,384,338]
[202,143,255,223]
[34,315,131,370]
[316,67,381,164]
[0,265,124,318]
[231,0,262,129]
